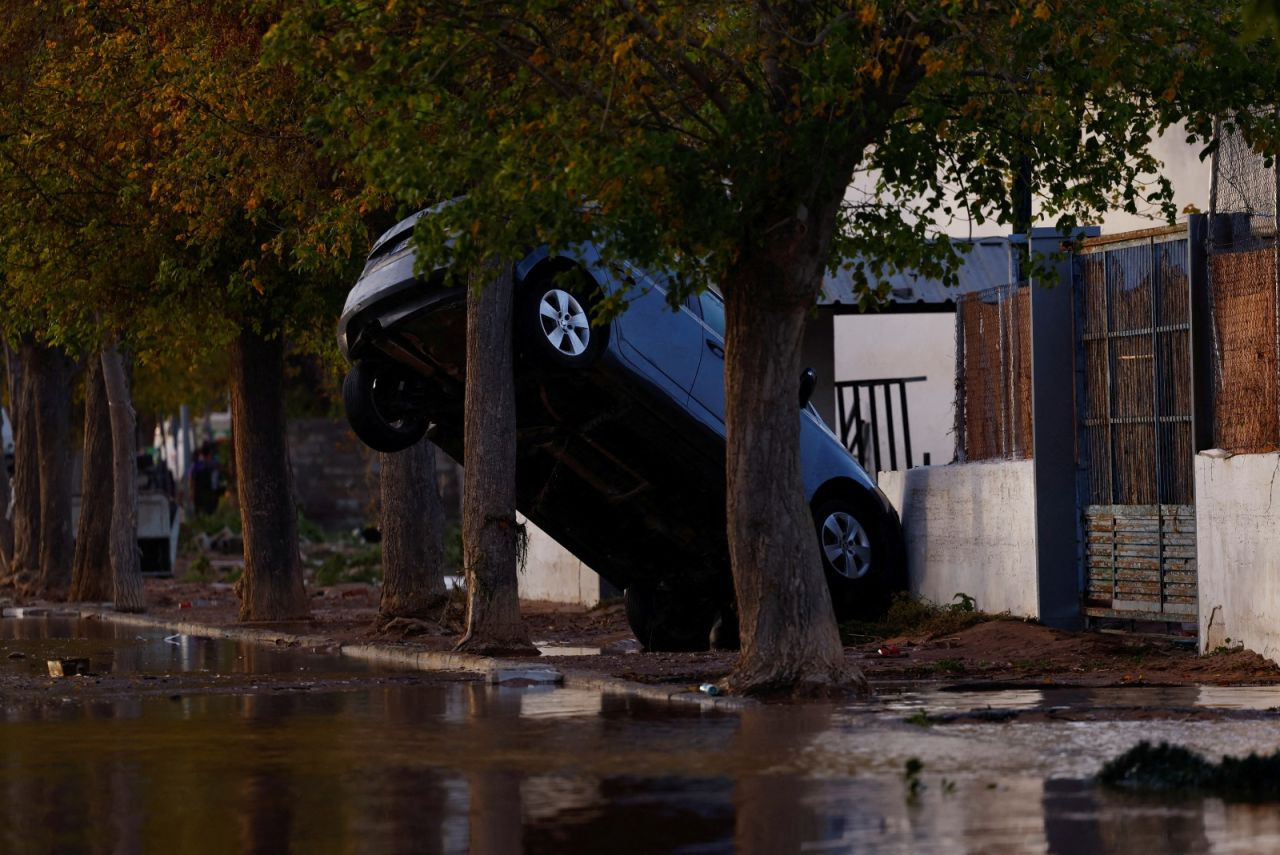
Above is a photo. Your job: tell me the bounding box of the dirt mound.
[855,618,1280,687]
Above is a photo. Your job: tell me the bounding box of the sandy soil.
[118,579,1280,691]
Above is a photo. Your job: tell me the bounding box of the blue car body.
[340,211,903,615]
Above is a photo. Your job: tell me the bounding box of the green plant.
[839,592,999,643]
[1098,741,1280,800]
[311,544,383,587]
[950,593,977,613]
[178,502,243,555]
[182,554,215,583]
[1209,637,1245,656]
[296,510,327,545]
[904,757,926,801]
[906,711,935,728]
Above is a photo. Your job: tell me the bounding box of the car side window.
[697,289,725,339]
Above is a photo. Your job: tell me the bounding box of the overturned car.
[338,212,906,649]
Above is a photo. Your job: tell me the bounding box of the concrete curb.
[75,608,747,712]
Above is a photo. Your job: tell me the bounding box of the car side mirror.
[799,368,817,408]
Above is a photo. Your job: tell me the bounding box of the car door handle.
[706,340,724,358]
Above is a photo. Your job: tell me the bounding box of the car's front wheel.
[812,494,898,621]
[343,359,430,453]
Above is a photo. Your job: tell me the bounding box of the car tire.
[519,271,607,368]
[343,360,430,453]
[811,494,900,621]
[624,583,717,652]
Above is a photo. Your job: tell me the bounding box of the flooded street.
[4,618,1280,853]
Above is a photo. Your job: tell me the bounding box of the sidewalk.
[11,577,1280,698]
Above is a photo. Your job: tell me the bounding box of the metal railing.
[835,376,927,474]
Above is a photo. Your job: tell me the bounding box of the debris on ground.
[1100,740,1280,800]
[5,577,1280,694]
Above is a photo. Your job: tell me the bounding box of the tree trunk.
[454,263,534,655]
[9,341,40,590]
[70,356,114,602]
[229,323,309,621]
[721,215,863,696]
[33,344,74,597]
[379,442,448,619]
[101,344,145,613]
[0,429,11,581]
[0,347,14,576]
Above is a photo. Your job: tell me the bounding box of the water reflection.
[881,683,1280,716]
[0,616,381,680]
[3,630,1280,851]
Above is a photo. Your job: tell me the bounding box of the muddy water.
[4,619,1280,853]
[0,615,380,678]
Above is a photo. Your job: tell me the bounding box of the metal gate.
[1074,227,1197,626]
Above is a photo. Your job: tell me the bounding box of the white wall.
[879,461,1040,617]
[1195,452,1280,661]
[1095,125,1209,234]
[517,515,602,607]
[833,312,956,470]
[847,124,1209,239]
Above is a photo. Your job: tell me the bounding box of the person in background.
[190,442,223,515]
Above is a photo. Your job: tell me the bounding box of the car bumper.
[337,248,459,362]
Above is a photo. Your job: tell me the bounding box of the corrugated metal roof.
[819,238,1017,306]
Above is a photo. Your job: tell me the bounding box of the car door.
[614,265,704,402]
[688,287,727,431]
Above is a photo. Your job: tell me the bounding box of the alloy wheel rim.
[821,511,872,580]
[538,289,590,356]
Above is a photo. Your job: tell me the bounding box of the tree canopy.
[280,1,1280,302]
[273,0,1280,692]
[0,0,377,377]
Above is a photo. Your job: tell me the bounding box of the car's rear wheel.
[624,583,718,652]
[812,494,899,621]
[343,359,430,453]
[519,271,607,368]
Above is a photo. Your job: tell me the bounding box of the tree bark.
[70,356,114,602]
[0,427,11,581]
[379,442,448,619]
[8,341,40,590]
[721,205,864,696]
[26,343,75,598]
[229,323,309,621]
[454,263,534,655]
[101,344,145,613]
[0,347,14,576]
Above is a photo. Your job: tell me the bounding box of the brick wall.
[287,419,462,532]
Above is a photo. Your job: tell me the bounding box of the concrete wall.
[1195,452,1280,661]
[833,311,956,470]
[517,515,604,606]
[879,461,1040,617]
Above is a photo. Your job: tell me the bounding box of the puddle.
[875,684,1280,716]
[534,643,603,657]
[0,616,379,679]
[4,616,1280,852]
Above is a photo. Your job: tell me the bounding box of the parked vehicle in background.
[71,453,181,576]
[338,211,906,649]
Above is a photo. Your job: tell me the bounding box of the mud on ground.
[84,579,1280,693]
